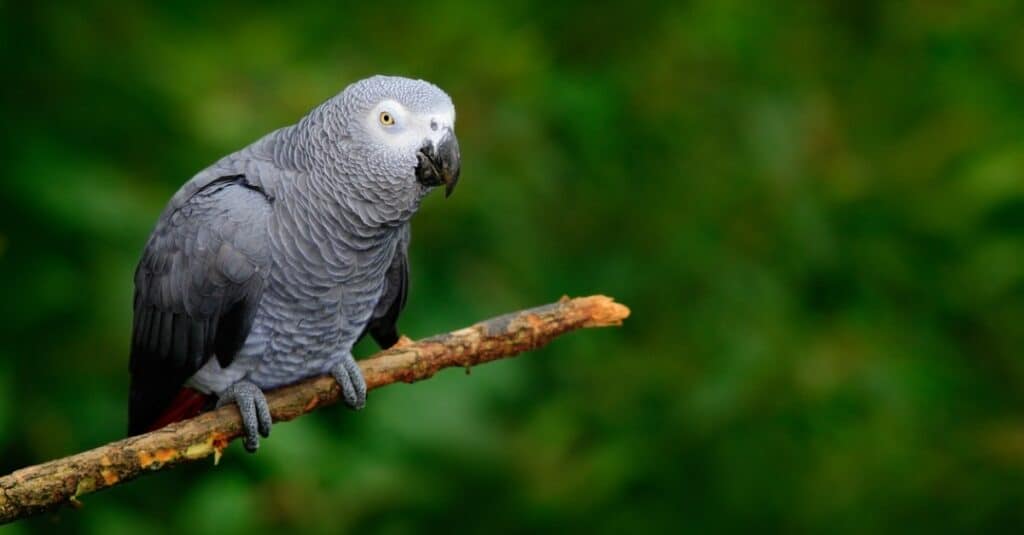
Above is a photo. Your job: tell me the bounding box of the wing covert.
[128,175,272,434]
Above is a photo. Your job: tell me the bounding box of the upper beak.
[415,129,461,198]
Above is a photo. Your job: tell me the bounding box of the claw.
[217,381,273,453]
[331,354,367,410]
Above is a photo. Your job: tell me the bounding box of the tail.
[132,387,214,434]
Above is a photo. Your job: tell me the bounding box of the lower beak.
[416,130,462,198]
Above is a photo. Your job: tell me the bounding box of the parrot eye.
[379,111,395,126]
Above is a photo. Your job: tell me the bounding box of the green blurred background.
[2,1,1024,533]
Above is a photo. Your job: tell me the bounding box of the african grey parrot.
[128,76,460,451]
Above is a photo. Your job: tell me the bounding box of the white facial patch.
[366,99,456,150]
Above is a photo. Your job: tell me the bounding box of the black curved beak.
[415,129,461,198]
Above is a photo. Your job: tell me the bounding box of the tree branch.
[0,295,630,524]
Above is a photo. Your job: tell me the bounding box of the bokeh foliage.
[2,1,1024,533]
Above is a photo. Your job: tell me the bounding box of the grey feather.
[128,175,272,433]
[128,76,458,441]
[360,223,410,348]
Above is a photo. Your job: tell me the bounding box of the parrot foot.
[216,380,272,453]
[330,354,367,410]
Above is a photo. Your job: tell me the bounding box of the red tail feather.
[147,387,212,432]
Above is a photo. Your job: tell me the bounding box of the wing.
[128,175,273,435]
[359,224,410,349]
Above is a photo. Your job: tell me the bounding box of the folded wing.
[128,175,272,434]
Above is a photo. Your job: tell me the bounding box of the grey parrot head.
[316,75,461,200]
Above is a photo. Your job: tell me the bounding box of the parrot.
[127,75,461,451]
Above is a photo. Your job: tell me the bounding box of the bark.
[0,295,629,524]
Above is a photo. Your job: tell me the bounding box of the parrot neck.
[267,175,402,282]
[272,120,425,230]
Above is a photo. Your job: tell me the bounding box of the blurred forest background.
[2,1,1024,533]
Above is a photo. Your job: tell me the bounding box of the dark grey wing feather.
[360,224,410,349]
[128,175,272,435]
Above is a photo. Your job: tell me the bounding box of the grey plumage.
[128,76,460,450]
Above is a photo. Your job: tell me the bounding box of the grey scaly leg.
[217,380,272,452]
[331,353,367,410]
